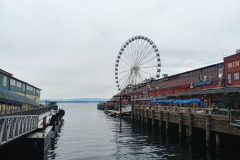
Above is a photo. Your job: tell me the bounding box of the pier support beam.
[159,111,163,129]
[189,114,193,137]
[166,112,169,130]
[179,113,183,133]
[152,110,155,125]
[206,115,211,143]
[216,132,220,146]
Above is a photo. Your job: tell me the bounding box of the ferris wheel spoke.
[125,47,134,64]
[141,66,158,68]
[136,39,144,63]
[122,52,133,65]
[133,39,139,63]
[120,71,132,89]
[137,47,155,65]
[138,49,155,66]
[139,56,157,67]
[134,39,145,64]
[136,42,151,64]
[139,70,155,77]
[118,65,130,68]
[118,69,131,75]
[120,58,131,66]
[118,71,130,82]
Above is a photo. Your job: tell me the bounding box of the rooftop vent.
[162,74,168,78]
[236,49,240,54]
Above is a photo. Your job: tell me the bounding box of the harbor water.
[1,102,240,160]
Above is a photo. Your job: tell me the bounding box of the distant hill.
[40,98,109,103]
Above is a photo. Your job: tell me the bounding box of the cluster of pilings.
[130,104,228,146]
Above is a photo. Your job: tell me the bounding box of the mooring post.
[159,111,163,129]
[216,132,220,146]
[179,113,183,133]
[152,109,155,125]
[189,114,193,137]
[166,112,169,130]
[206,115,211,143]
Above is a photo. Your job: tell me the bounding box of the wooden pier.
[131,105,240,145]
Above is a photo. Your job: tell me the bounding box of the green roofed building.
[0,69,41,104]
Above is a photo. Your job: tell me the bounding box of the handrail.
[135,105,228,116]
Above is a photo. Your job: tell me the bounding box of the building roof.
[168,86,240,97]
[157,69,219,89]
[0,68,41,90]
[0,69,12,76]
[0,88,38,106]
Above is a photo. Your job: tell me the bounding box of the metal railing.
[0,104,58,117]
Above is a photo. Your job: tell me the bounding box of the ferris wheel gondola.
[115,35,161,91]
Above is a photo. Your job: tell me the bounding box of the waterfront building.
[109,49,240,110]
[0,69,41,104]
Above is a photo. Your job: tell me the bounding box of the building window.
[23,84,25,91]
[10,79,16,86]
[228,73,232,84]
[3,76,7,86]
[16,81,21,88]
[234,72,240,80]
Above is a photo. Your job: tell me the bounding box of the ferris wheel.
[115,35,161,91]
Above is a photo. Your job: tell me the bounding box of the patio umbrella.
[173,100,182,105]
[151,99,158,103]
[168,99,176,103]
[188,98,201,103]
[182,99,191,104]
[158,99,167,103]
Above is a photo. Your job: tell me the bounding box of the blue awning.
[0,88,38,106]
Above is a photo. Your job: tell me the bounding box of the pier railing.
[0,115,39,146]
[136,105,228,114]
[0,105,58,117]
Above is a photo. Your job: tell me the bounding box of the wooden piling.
[189,114,193,137]
[216,132,220,145]
[186,126,189,136]
[159,111,163,129]
[206,115,211,143]
[166,112,169,130]
[138,108,140,121]
[152,110,155,125]
[179,113,183,133]
[146,110,148,124]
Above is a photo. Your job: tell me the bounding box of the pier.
[131,104,240,145]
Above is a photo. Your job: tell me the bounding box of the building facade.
[110,49,240,109]
[0,69,41,104]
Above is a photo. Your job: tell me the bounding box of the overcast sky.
[0,0,240,99]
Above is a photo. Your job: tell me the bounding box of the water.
[1,102,240,159]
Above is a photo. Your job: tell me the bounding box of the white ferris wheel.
[115,35,161,91]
